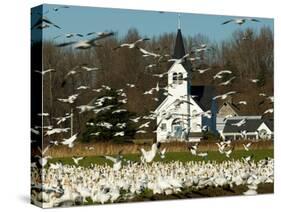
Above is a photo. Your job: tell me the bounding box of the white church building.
[155,26,217,142]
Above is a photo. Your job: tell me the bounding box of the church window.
[160,123,167,131]
[172,72,185,84]
[172,72,178,83]
[178,73,183,84]
[191,110,198,130]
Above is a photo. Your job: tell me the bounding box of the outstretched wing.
[56,41,76,47]
[104,156,117,163]
[221,19,233,25]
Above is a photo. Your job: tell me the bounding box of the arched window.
[192,110,198,130]
[172,72,178,84]
[172,118,183,138]
[178,73,183,84]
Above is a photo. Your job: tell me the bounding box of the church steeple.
[173,14,186,59]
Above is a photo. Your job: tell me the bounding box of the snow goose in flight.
[90,132,100,136]
[34,68,55,75]
[57,94,79,104]
[213,91,237,100]
[56,32,113,49]
[196,68,210,74]
[153,72,168,78]
[92,88,103,93]
[224,147,234,158]
[53,5,70,12]
[243,142,252,151]
[53,33,83,40]
[168,52,190,65]
[136,130,147,134]
[61,133,78,148]
[60,66,81,87]
[231,118,246,127]
[103,150,124,171]
[45,128,70,136]
[35,155,52,167]
[242,154,254,164]
[37,112,49,117]
[140,142,161,163]
[160,148,167,159]
[113,131,125,137]
[263,108,273,114]
[56,39,102,49]
[143,88,154,95]
[126,83,135,88]
[137,47,161,58]
[112,109,127,114]
[222,18,260,25]
[72,156,84,165]
[130,117,141,123]
[145,63,158,71]
[32,16,61,30]
[138,121,150,129]
[49,140,59,146]
[53,114,71,125]
[116,122,127,129]
[238,101,247,105]
[76,85,90,90]
[249,78,259,83]
[86,31,115,39]
[81,66,101,72]
[35,145,52,167]
[213,70,232,79]
[219,76,236,86]
[31,128,40,135]
[76,105,95,114]
[113,38,150,50]
[267,96,274,102]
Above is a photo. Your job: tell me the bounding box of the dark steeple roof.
[173,29,186,59]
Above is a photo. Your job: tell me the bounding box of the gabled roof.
[223,118,274,133]
[191,86,216,111]
[218,102,240,116]
[263,119,274,131]
[155,85,216,113]
[155,96,169,113]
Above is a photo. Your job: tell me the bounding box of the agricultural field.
[48,148,273,166]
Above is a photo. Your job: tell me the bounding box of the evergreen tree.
[82,88,137,143]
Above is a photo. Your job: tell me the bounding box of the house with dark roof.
[154,24,217,142]
[222,116,273,140]
[216,100,240,131]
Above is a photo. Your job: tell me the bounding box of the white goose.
[140,143,161,163]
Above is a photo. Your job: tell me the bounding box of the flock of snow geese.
[31,6,273,207]
[31,158,274,207]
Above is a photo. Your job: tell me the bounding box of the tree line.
[35,26,273,143]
